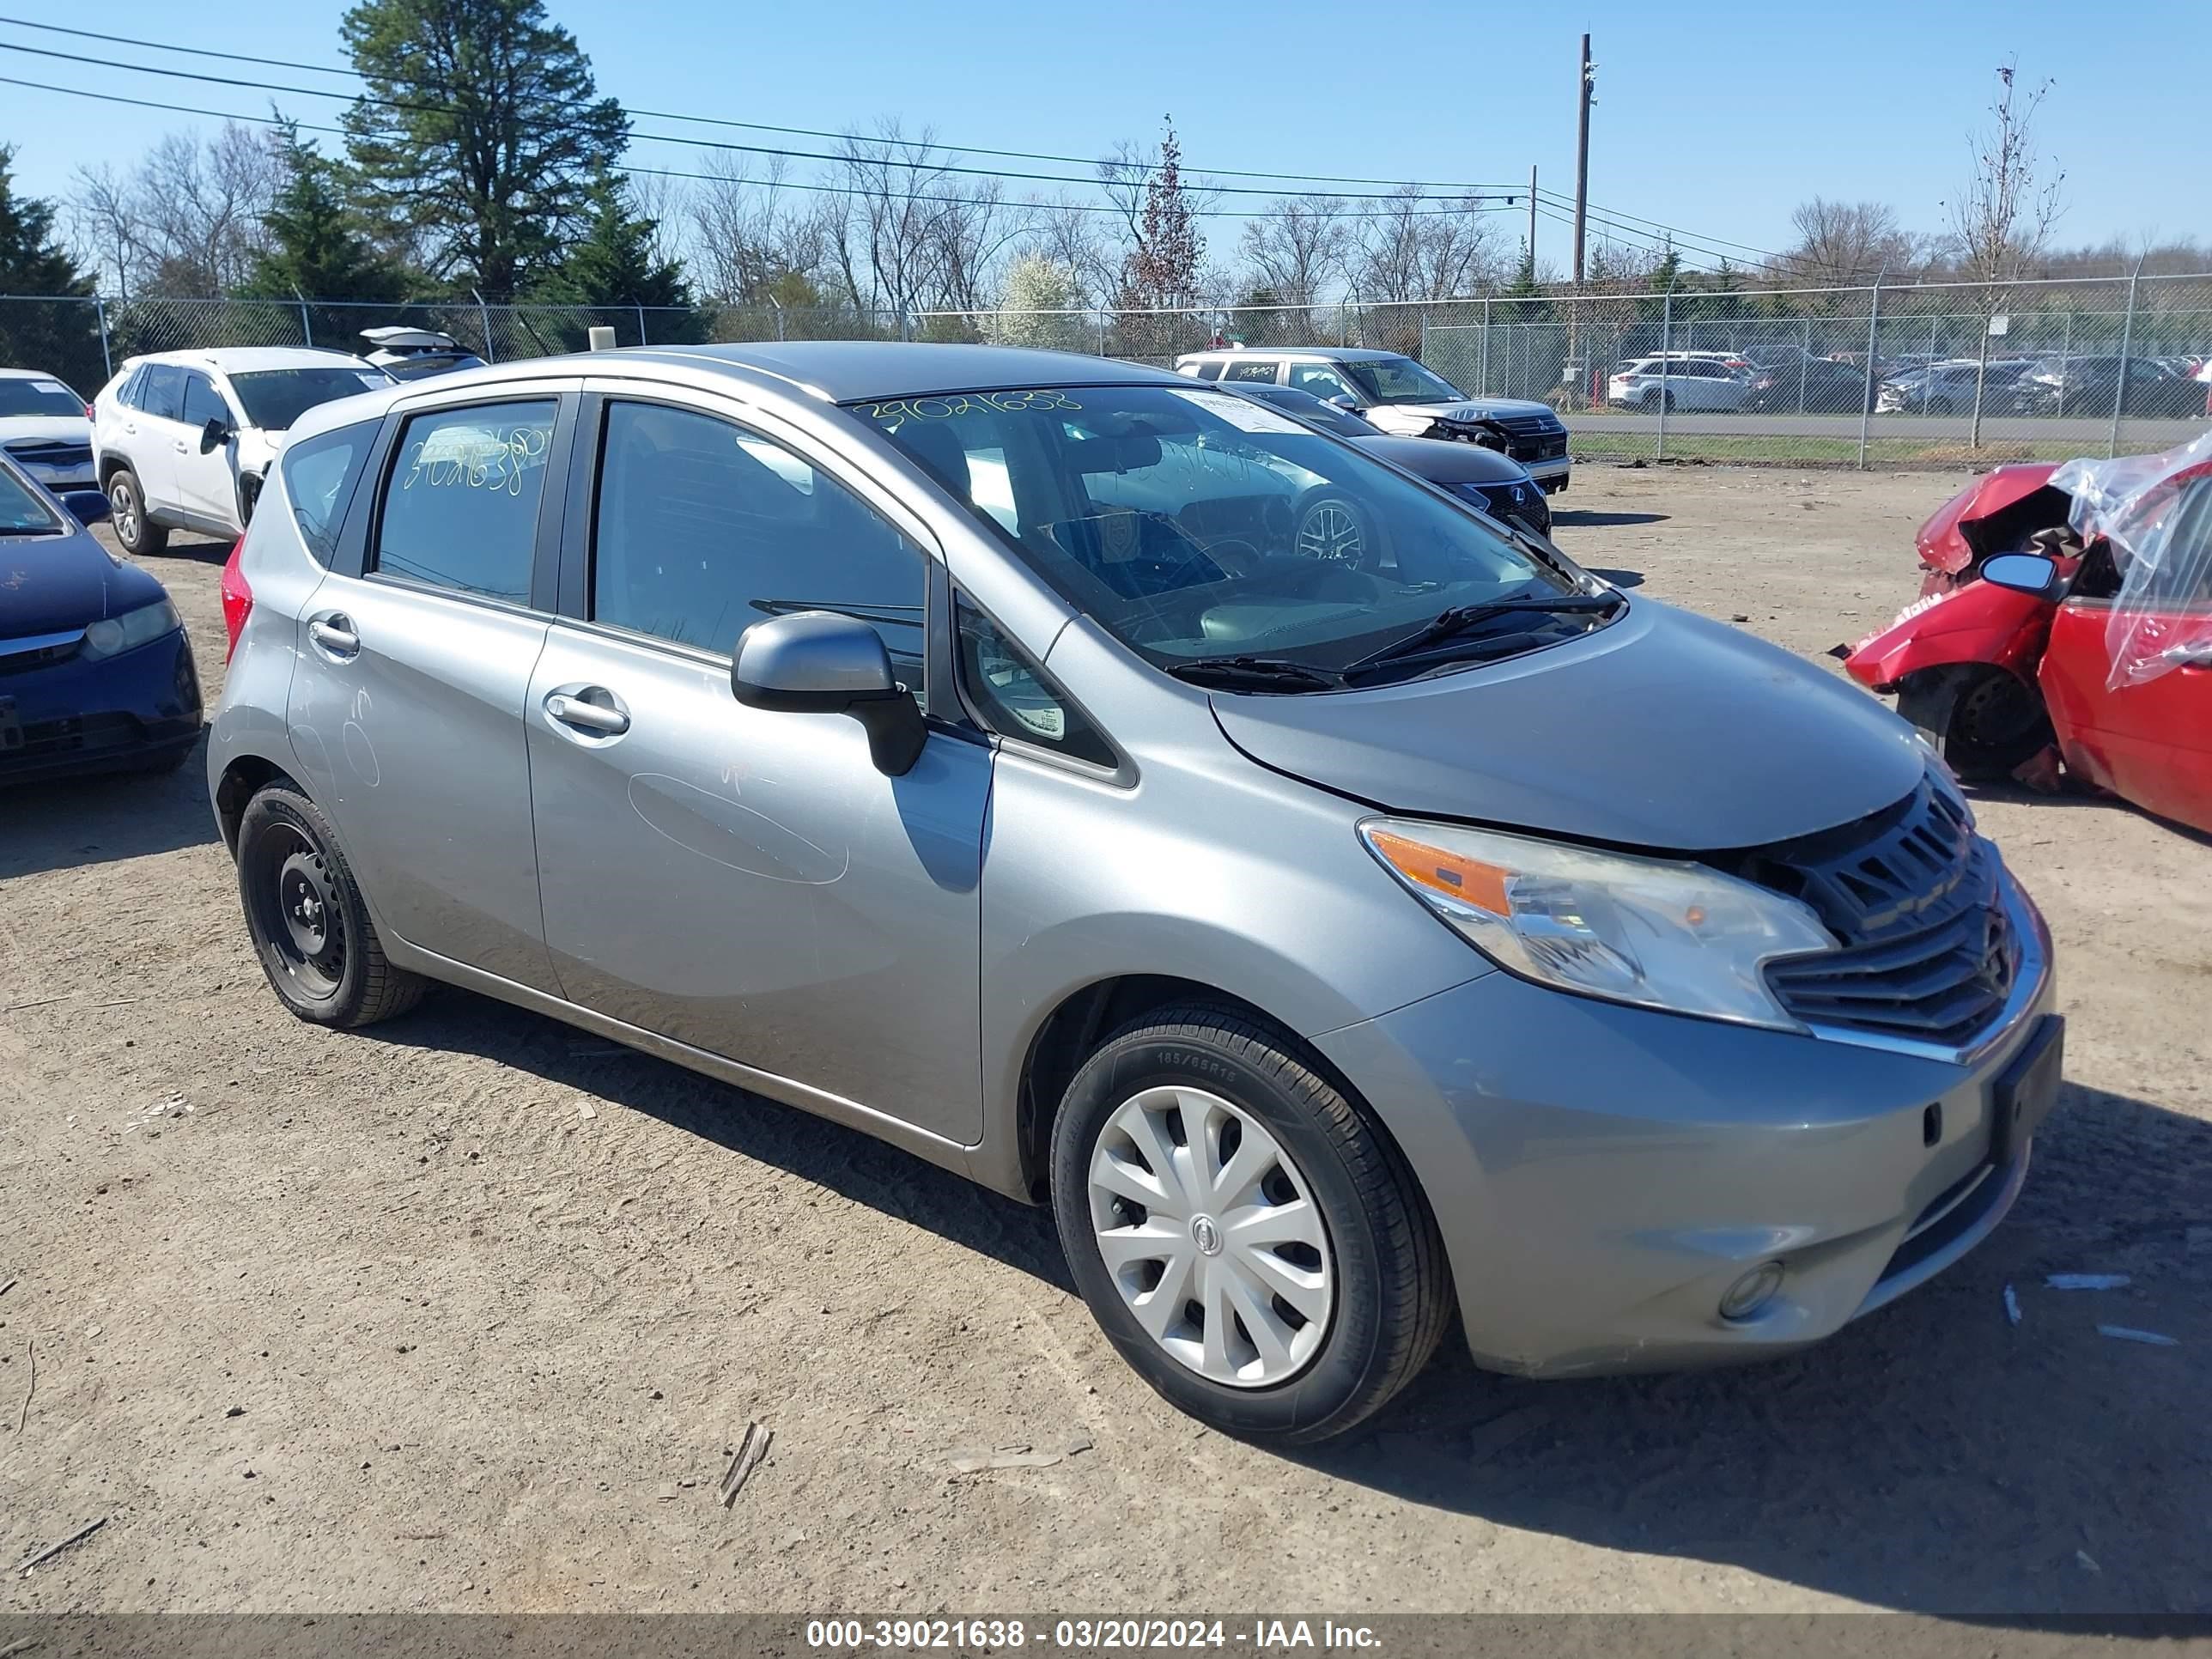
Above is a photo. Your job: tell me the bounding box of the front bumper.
[1315,879,2057,1378]
[0,627,203,785]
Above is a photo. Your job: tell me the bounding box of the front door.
[174,369,240,529]
[526,393,990,1145]
[284,392,568,990]
[2038,477,2212,835]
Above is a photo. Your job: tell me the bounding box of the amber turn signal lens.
[1364,829,1514,916]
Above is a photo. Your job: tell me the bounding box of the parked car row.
[1608,347,2212,419]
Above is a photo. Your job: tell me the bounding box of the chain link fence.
[7,274,2209,465]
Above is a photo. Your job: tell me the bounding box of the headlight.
[81,599,180,660]
[1359,817,1836,1030]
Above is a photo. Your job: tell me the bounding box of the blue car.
[0,453,202,785]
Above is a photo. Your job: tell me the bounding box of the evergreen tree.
[537,172,702,344]
[240,128,412,302]
[0,145,106,391]
[341,0,629,300]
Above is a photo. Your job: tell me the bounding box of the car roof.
[0,366,75,381]
[1176,346,1401,364]
[124,346,379,374]
[628,341,1184,402]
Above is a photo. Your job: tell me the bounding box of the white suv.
[1606,356,1752,412]
[92,347,392,552]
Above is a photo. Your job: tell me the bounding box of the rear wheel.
[106,468,167,556]
[1899,667,2052,782]
[1640,388,1675,413]
[1049,1005,1450,1444]
[236,785,425,1026]
[1291,491,1375,568]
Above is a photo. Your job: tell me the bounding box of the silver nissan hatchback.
[209,343,2061,1443]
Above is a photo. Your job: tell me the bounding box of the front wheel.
[1899,667,2052,782]
[1291,491,1376,568]
[1049,1005,1450,1444]
[236,784,426,1026]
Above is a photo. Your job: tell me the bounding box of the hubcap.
[1087,1085,1334,1389]
[1295,501,1364,564]
[112,483,137,541]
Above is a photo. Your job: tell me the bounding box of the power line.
[0,73,1533,228]
[0,14,1532,198]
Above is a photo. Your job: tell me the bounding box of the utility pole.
[1527,165,1538,264]
[1572,33,1594,284]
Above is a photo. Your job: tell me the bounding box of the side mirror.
[1980,552,2063,599]
[199,415,233,453]
[60,489,111,528]
[731,610,927,776]
[1327,393,1360,412]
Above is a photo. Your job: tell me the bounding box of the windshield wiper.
[1165,655,1343,692]
[1342,592,1621,678]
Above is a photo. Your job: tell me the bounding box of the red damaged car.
[1847,434,2212,835]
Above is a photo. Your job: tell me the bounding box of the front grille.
[1735,780,2019,1047]
[3,439,94,471]
[0,634,84,676]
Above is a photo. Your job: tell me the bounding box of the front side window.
[374,400,556,604]
[859,383,1601,686]
[0,464,64,535]
[1343,356,1464,405]
[179,372,230,430]
[1287,363,1357,402]
[592,401,927,679]
[280,421,378,566]
[957,597,1115,768]
[230,366,392,431]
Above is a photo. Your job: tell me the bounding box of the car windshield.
[228,365,392,429]
[1342,356,1466,406]
[857,383,1601,684]
[0,377,85,418]
[0,465,64,535]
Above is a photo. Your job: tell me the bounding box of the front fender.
[1844,580,2054,691]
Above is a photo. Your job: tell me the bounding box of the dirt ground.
[3,465,2207,1621]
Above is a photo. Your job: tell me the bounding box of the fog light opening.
[1719,1261,1786,1322]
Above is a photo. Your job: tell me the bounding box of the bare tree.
[686,153,832,307]
[69,122,283,297]
[1784,198,1923,283]
[1944,58,2066,287]
[1023,195,1117,308]
[1240,198,1351,307]
[1350,187,1503,302]
[822,122,1021,325]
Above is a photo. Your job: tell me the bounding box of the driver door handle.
[545,690,631,736]
[2161,642,2212,670]
[307,616,360,657]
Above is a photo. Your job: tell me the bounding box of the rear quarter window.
[278,420,380,567]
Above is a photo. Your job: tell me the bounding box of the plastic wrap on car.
[2051,429,2212,690]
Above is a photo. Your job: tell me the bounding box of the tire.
[106,467,168,556]
[1927,397,1956,417]
[1899,668,2052,782]
[235,784,426,1026]
[1048,1003,1450,1444]
[1291,490,1376,568]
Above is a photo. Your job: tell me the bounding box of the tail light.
[84,403,96,421]
[220,538,252,663]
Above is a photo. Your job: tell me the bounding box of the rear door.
[125,364,186,510]
[2038,478,2212,834]
[524,386,991,1143]
[283,384,577,990]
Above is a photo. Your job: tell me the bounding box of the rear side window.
[1187,361,1224,380]
[279,421,378,567]
[373,400,556,604]
[137,365,186,422]
[1222,360,1279,384]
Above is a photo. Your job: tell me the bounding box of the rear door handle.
[544,690,631,736]
[2162,643,2212,670]
[307,616,361,658]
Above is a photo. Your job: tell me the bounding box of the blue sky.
[3,0,2205,276]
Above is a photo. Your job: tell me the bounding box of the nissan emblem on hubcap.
[1189,1214,1223,1256]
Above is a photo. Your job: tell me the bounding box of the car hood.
[1208,599,1925,852]
[0,416,94,447]
[1352,434,1531,484]
[1367,396,1558,429]
[0,524,167,636]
